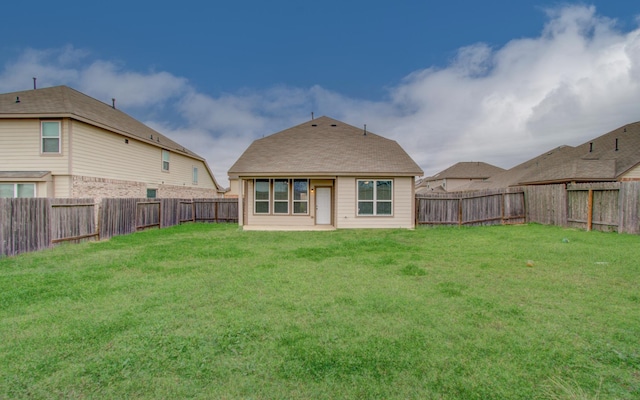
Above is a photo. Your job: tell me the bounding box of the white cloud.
[2,5,640,187]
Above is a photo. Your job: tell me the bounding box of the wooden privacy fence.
[99,198,239,240]
[1,198,238,257]
[0,198,97,257]
[416,188,526,226]
[564,182,640,234]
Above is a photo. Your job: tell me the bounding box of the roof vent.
[112,98,116,109]
[615,138,619,151]
[150,134,153,140]
[589,142,593,152]
[15,96,20,103]
[33,77,37,90]
[331,124,337,127]
[311,124,317,127]
[364,124,367,136]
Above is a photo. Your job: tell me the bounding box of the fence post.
[458,198,463,226]
[587,189,593,231]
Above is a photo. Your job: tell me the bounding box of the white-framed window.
[293,179,309,214]
[41,121,61,153]
[357,179,393,216]
[253,178,310,215]
[254,179,270,214]
[162,150,170,171]
[0,183,36,198]
[273,179,289,214]
[192,167,199,184]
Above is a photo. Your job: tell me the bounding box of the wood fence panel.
[525,185,567,226]
[0,199,9,257]
[50,199,98,244]
[99,198,142,240]
[504,191,526,224]
[461,194,502,226]
[179,201,194,223]
[160,199,189,228]
[566,183,621,232]
[0,198,50,257]
[566,189,589,229]
[193,199,239,222]
[619,182,640,234]
[415,197,460,225]
[136,201,161,230]
[592,189,619,232]
[416,188,525,226]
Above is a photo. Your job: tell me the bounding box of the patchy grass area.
[1,223,639,399]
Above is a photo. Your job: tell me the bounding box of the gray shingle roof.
[465,121,640,190]
[228,116,423,176]
[0,85,202,160]
[427,162,505,180]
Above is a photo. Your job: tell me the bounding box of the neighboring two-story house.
[0,86,223,199]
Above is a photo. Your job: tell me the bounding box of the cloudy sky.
[2,1,640,187]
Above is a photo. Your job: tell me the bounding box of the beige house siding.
[621,164,640,180]
[71,121,218,191]
[335,176,415,229]
[0,119,70,174]
[0,118,220,198]
[53,175,72,197]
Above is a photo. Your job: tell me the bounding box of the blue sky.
[2,1,640,186]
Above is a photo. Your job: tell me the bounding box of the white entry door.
[315,187,332,225]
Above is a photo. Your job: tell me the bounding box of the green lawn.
[1,223,639,399]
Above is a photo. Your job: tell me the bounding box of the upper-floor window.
[357,179,393,216]
[41,121,61,153]
[0,183,36,198]
[162,150,170,171]
[192,167,198,184]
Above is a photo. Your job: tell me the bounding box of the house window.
[162,150,170,171]
[255,179,270,213]
[253,178,310,215]
[293,179,308,214]
[41,121,61,153]
[147,188,157,198]
[0,183,36,198]
[273,179,289,214]
[193,167,198,184]
[357,179,392,216]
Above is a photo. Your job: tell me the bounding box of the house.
[227,116,423,229]
[416,161,505,193]
[464,121,640,190]
[0,86,224,199]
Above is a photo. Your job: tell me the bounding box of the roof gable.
[228,116,423,176]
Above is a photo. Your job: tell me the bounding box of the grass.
[1,223,639,399]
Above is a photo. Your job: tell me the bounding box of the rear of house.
[228,116,423,229]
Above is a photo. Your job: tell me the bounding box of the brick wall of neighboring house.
[158,183,219,199]
[72,176,219,200]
